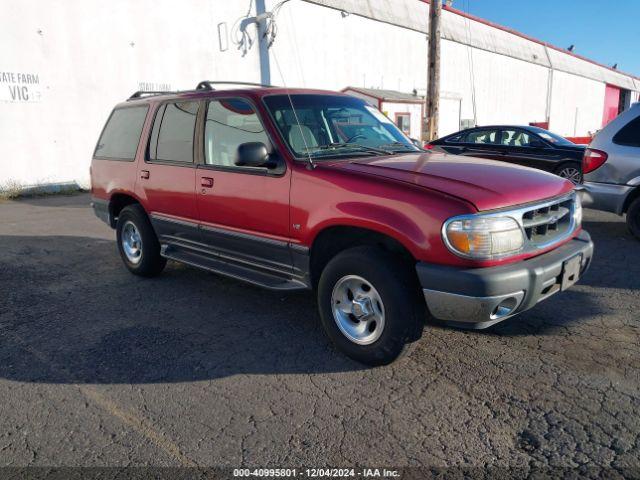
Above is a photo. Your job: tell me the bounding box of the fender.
[305,201,429,259]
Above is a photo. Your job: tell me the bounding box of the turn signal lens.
[444,216,524,260]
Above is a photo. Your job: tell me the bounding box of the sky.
[459,0,640,77]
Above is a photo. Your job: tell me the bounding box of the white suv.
[582,102,640,238]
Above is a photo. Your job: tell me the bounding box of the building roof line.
[342,86,424,102]
[420,0,640,82]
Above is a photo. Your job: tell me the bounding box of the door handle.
[201,177,214,188]
[140,170,150,179]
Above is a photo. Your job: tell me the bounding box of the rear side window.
[613,115,640,147]
[463,129,499,144]
[148,101,199,163]
[95,106,148,160]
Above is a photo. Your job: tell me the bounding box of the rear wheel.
[555,161,583,184]
[626,197,640,240]
[116,204,166,276]
[317,246,424,366]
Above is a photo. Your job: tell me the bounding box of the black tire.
[626,197,640,240]
[555,161,583,184]
[116,204,166,277]
[317,246,424,366]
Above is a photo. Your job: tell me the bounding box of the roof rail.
[195,81,275,91]
[127,90,174,101]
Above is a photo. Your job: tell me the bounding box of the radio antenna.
[265,1,315,169]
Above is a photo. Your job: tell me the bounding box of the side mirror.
[235,142,276,168]
[529,139,547,148]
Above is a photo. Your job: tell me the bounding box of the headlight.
[444,216,524,260]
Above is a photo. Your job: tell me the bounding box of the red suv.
[91,81,593,365]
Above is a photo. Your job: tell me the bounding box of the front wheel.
[626,197,640,240]
[317,246,424,366]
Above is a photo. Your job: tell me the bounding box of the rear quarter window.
[613,114,640,147]
[94,106,149,160]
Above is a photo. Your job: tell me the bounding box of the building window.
[395,113,411,135]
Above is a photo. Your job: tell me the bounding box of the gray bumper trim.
[423,289,525,329]
[581,181,633,215]
[91,198,112,227]
[417,231,594,328]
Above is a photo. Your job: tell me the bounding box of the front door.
[496,128,558,171]
[196,97,292,274]
[135,100,200,244]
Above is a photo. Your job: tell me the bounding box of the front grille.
[521,196,574,247]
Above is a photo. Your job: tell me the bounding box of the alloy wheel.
[121,220,143,264]
[331,275,385,345]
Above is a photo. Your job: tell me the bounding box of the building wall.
[1,0,639,190]
[548,71,606,137]
[265,0,428,93]
[0,0,261,189]
[439,39,550,134]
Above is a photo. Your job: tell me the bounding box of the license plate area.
[561,254,582,291]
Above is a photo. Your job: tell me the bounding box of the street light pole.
[425,0,442,142]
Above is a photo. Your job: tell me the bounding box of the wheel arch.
[308,224,418,289]
[108,192,146,228]
[622,186,640,214]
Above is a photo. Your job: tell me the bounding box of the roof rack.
[127,90,174,101]
[127,81,275,101]
[195,80,275,90]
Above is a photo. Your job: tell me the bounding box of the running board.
[161,244,308,291]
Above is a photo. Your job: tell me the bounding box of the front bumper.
[581,181,633,215]
[416,231,594,329]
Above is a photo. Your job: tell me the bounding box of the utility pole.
[255,0,271,86]
[424,0,442,142]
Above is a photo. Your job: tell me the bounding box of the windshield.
[263,94,420,159]
[531,128,575,146]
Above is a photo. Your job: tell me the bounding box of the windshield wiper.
[376,142,420,152]
[309,142,393,155]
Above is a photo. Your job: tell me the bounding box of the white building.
[1,0,638,191]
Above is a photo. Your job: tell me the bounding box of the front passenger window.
[205,98,270,167]
[501,130,531,147]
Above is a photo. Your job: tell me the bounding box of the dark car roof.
[434,125,584,151]
[458,125,547,132]
[441,125,578,142]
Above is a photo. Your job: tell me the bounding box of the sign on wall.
[138,81,171,92]
[0,71,42,103]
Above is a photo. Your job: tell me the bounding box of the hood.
[323,152,575,211]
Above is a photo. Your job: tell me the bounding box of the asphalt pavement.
[0,193,638,478]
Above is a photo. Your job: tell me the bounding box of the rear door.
[195,96,293,274]
[454,128,504,160]
[135,100,200,244]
